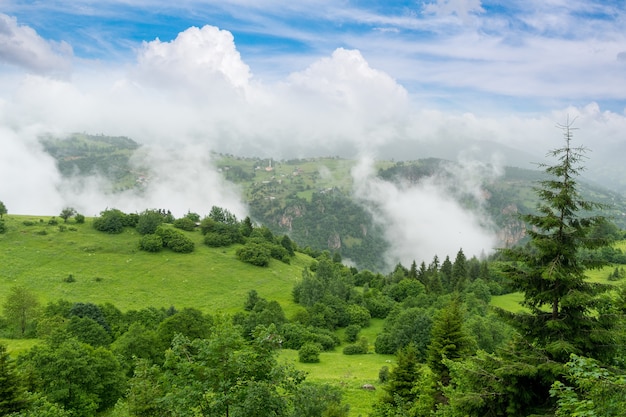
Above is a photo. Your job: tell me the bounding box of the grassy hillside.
[0,214,310,317]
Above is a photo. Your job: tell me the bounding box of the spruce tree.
[0,344,28,414]
[500,121,614,363]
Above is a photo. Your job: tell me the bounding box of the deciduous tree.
[2,286,40,337]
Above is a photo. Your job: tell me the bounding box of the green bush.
[22,220,36,226]
[93,209,127,234]
[344,324,361,343]
[237,242,271,267]
[75,213,85,224]
[48,217,58,225]
[136,209,164,235]
[155,226,194,253]
[173,217,196,232]
[204,232,233,247]
[167,234,195,253]
[299,342,322,363]
[139,234,163,252]
[342,344,367,355]
[0,219,5,234]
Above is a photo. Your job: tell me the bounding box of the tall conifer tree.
[501,120,614,362]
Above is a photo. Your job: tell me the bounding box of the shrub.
[347,304,371,327]
[58,225,67,232]
[48,217,58,225]
[0,219,5,234]
[237,242,271,267]
[155,226,194,253]
[139,234,163,252]
[64,274,76,283]
[93,209,127,234]
[22,220,36,226]
[204,232,233,247]
[167,234,195,253]
[342,344,367,355]
[342,337,369,355]
[173,217,196,232]
[136,209,164,235]
[75,213,85,224]
[344,324,361,343]
[299,342,322,363]
[379,366,390,383]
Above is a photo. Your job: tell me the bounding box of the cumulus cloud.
[135,25,251,93]
[0,14,72,75]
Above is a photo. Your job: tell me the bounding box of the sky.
[1,0,625,266]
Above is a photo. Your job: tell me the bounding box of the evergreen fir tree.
[383,344,420,407]
[0,344,28,414]
[500,120,614,363]
[451,249,468,291]
[427,299,473,389]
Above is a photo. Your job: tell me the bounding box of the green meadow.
[0,214,390,415]
[0,215,308,316]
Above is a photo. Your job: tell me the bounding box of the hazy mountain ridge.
[37,134,626,271]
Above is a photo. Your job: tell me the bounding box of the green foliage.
[138,233,163,252]
[550,354,626,417]
[299,342,322,363]
[93,208,127,234]
[74,213,85,224]
[155,225,194,253]
[200,216,243,247]
[0,343,28,414]
[2,286,40,337]
[135,209,164,235]
[0,219,6,234]
[374,307,432,357]
[342,337,369,355]
[344,324,361,343]
[292,383,350,417]
[426,299,473,398]
[499,124,616,363]
[0,200,6,218]
[67,316,112,347]
[172,216,196,231]
[381,344,421,407]
[237,242,271,266]
[110,322,160,375]
[19,336,126,416]
[128,319,311,417]
[58,207,76,223]
[156,307,212,351]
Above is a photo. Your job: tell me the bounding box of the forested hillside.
[38,134,626,271]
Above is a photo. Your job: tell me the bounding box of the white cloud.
[0,13,72,75]
[352,157,497,267]
[136,25,252,91]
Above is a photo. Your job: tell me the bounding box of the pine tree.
[0,344,28,414]
[451,249,468,291]
[383,344,420,406]
[427,299,472,388]
[500,120,614,363]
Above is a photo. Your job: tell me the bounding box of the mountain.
[37,134,626,272]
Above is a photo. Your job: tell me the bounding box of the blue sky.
[3,0,625,112]
[1,0,625,262]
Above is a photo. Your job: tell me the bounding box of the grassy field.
[0,215,312,316]
[0,214,390,416]
[279,319,393,416]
